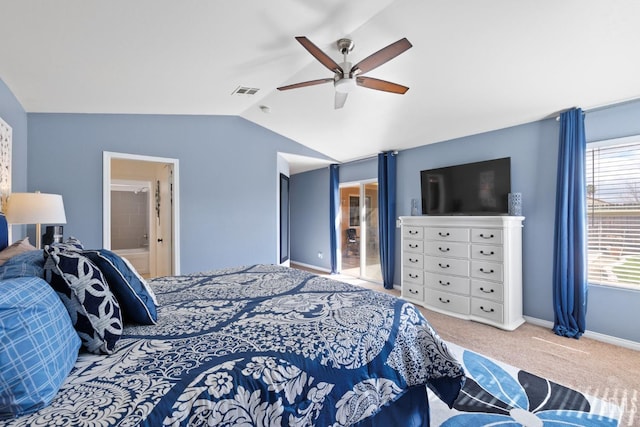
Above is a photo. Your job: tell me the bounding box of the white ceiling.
[2,0,640,171]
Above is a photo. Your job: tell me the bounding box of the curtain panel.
[378,152,397,289]
[553,108,588,338]
[329,164,340,274]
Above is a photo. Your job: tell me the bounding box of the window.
[586,137,640,289]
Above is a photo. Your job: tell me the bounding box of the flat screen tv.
[420,157,511,215]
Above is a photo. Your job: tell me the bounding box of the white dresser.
[400,215,525,331]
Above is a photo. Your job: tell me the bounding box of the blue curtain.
[553,108,588,338]
[378,152,397,289]
[329,164,340,274]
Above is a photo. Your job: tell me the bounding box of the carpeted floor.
[291,265,639,426]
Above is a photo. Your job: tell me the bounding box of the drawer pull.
[438,297,451,304]
[409,289,419,295]
[409,243,419,249]
[439,280,451,286]
[479,233,495,239]
[479,268,495,274]
[409,258,419,263]
[409,273,419,279]
[438,232,450,237]
[409,230,419,235]
[438,247,450,252]
[479,287,494,293]
[438,263,450,269]
[479,306,495,313]
[480,250,495,256]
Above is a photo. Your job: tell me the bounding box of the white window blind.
[586,139,640,289]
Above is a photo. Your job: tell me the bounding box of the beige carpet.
[292,265,639,426]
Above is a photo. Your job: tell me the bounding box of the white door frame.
[103,151,181,275]
[339,178,380,282]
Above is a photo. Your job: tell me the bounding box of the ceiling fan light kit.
[334,76,356,93]
[277,36,412,109]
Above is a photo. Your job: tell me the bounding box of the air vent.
[232,86,260,96]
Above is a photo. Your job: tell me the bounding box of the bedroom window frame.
[585,135,640,291]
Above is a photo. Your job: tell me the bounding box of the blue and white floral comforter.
[5,265,464,426]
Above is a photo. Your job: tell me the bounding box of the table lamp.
[5,192,67,249]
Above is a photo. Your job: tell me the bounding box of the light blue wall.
[396,120,560,323]
[290,100,640,343]
[290,167,331,269]
[0,80,28,194]
[27,113,328,274]
[290,158,379,269]
[0,78,28,239]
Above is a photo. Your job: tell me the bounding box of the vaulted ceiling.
[2,0,639,169]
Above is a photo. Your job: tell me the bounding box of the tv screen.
[420,157,511,215]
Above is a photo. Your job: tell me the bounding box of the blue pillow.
[82,249,157,325]
[0,250,45,280]
[44,236,84,254]
[0,277,81,419]
[43,246,123,354]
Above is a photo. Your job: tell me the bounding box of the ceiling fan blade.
[335,92,348,109]
[277,78,334,91]
[356,76,409,94]
[350,38,412,76]
[295,36,343,75]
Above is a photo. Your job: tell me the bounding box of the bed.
[0,216,464,426]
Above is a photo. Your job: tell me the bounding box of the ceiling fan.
[277,36,412,109]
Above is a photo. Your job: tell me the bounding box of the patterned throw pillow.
[82,249,158,325]
[43,246,123,354]
[0,277,81,419]
[44,236,84,254]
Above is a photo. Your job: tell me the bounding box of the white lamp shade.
[5,193,67,225]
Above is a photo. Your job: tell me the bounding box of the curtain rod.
[553,97,640,120]
[339,150,398,166]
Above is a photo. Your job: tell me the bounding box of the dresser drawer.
[425,241,469,258]
[403,253,424,269]
[471,244,503,262]
[471,261,503,282]
[426,290,470,315]
[471,299,504,324]
[471,280,504,302]
[403,284,424,302]
[403,226,424,240]
[425,273,470,295]
[471,228,503,244]
[404,267,424,285]
[403,239,424,253]
[424,256,469,276]
[425,227,470,242]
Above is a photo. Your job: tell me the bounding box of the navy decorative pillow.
[45,236,84,254]
[0,250,45,280]
[82,249,158,325]
[43,246,123,354]
[0,277,81,419]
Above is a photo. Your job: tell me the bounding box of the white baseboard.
[524,316,640,352]
[289,260,332,273]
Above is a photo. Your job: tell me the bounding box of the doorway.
[339,181,382,282]
[103,152,180,277]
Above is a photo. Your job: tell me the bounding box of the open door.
[103,152,180,277]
